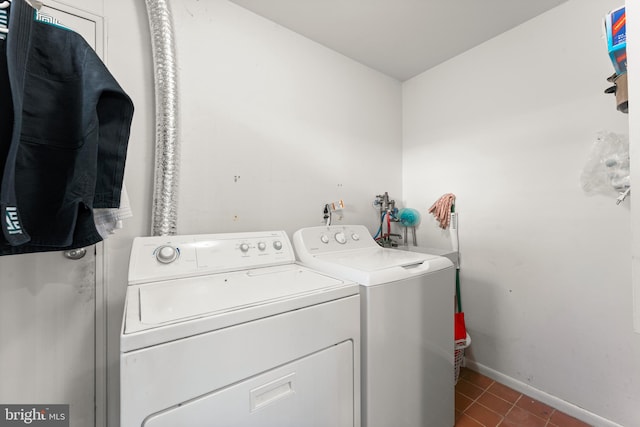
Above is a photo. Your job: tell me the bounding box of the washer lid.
[292,225,454,286]
[121,264,358,352]
[316,246,433,271]
[309,247,452,285]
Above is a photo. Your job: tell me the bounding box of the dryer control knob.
[352,233,360,241]
[258,242,267,251]
[273,240,283,250]
[240,243,250,253]
[156,245,178,264]
[320,234,329,244]
[335,232,347,244]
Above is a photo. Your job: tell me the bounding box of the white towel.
[94,184,133,239]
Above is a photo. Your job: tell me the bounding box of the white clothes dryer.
[293,225,455,427]
[120,230,360,427]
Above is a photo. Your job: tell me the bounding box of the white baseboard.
[465,360,622,427]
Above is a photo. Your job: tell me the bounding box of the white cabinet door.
[628,0,640,334]
[0,3,105,427]
[0,249,97,426]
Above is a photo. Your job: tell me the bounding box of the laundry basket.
[454,333,472,384]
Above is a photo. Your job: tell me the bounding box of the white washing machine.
[293,225,455,427]
[120,230,360,427]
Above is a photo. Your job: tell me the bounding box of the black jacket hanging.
[0,0,134,255]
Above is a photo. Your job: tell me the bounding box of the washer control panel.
[129,230,294,285]
[293,225,376,255]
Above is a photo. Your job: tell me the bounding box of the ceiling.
[229,0,569,81]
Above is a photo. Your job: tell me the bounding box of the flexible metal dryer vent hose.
[145,0,179,236]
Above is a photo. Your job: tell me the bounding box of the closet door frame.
[36,3,108,426]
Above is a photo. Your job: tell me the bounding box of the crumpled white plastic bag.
[25,0,43,10]
[581,131,630,196]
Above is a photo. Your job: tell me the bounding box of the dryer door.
[143,341,355,427]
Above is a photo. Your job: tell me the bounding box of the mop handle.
[451,204,462,312]
[456,269,462,313]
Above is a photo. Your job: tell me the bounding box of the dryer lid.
[121,264,358,351]
[138,265,344,325]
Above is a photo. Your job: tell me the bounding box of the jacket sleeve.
[87,52,134,209]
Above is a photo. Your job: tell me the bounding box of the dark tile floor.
[455,368,592,427]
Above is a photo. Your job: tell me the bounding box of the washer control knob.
[156,245,178,264]
[273,240,283,250]
[352,233,360,241]
[240,243,250,253]
[320,234,329,244]
[258,242,267,251]
[335,232,347,244]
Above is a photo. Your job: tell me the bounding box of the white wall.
[403,0,640,426]
[173,0,402,236]
[102,0,401,425]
